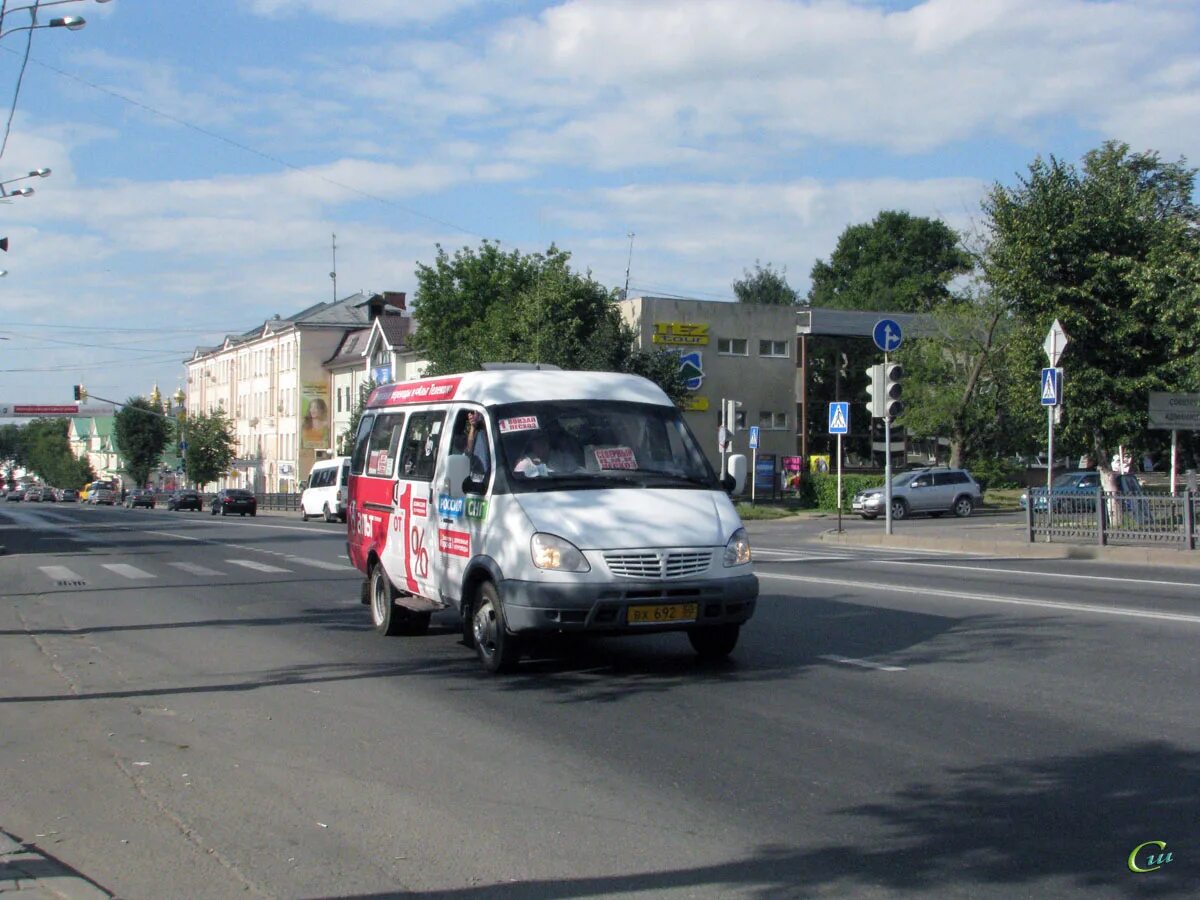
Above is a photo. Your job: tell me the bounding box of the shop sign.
[652,322,709,346]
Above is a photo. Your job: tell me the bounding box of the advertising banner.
[301,382,331,449]
[781,456,804,492]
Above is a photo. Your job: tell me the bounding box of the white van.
[347,369,758,673]
[301,457,349,522]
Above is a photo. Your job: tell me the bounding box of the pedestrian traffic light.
[865,364,884,418]
[882,362,903,419]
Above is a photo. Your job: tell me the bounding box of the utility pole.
[623,232,635,300]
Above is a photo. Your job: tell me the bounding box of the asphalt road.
[1,502,1197,898]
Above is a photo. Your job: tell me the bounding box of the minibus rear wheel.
[370,565,430,636]
[687,624,740,660]
[471,582,521,674]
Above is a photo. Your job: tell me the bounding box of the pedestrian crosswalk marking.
[168,562,224,577]
[101,563,156,579]
[39,565,85,583]
[286,557,355,571]
[225,559,291,574]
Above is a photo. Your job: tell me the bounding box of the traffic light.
[865,364,884,418]
[722,398,743,433]
[73,384,87,402]
[882,362,903,419]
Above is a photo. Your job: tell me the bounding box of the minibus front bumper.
[500,573,758,634]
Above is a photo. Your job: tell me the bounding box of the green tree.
[18,419,94,488]
[733,261,800,306]
[808,210,971,312]
[0,423,21,469]
[338,378,378,456]
[982,140,1200,482]
[182,409,236,488]
[114,397,171,488]
[411,241,686,400]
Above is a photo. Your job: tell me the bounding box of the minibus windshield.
[493,399,717,491]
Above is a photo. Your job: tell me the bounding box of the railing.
[1027,490,1197,549]
[144,491,301,512]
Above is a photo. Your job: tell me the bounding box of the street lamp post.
[0,167,50,200]
[0,0,110,39]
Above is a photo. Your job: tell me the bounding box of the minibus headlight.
[723,527,751,567]
[531,533,590,572]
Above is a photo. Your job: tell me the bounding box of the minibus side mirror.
[444,454,471,499]
[724,454,748,496]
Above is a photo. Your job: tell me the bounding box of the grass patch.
[735,503,805,520]
[983,488,1024,509]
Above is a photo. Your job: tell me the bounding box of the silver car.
[853,467,982,520]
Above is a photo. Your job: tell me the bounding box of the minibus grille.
[604,550,713,579]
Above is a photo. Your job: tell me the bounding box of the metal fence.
[1027,491,1197,549]
[144,491,301,512]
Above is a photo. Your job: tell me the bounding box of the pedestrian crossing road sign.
[828,402,850,434]
[1040,367,1062,406]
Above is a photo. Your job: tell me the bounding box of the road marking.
[759,571,1200,624]
[818,655,905,672]
[101,563,156,579]
[167,562,224,577]
[286,557,355,571]
[225,559,291,574]
[38,565,85,582]
[867,558,1200,589]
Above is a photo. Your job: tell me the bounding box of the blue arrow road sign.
[1040,367,1062,406]
[828,402,850,434]
[748,425,760,449]
[873,318,903,353]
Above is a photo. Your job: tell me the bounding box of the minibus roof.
[365,370,670,410]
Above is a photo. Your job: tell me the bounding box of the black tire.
[221,507,228,517]
[471,581,520,673]
[860,514,877,520]
[323,504,335,523]
[211,506,217,516]
[688,624,740,660]
[890,498,908,521]
[300,507,309,522]
[250,511,256,517]
[953,495,974,518]
[369,565,431,636]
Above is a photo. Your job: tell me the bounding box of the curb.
[818,528,1200,569]
[0,830,112,898]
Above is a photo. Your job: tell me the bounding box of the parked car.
[5,487,25,502]
[211,488,257,517]
[23,486,43,502]
[124,489,156,509]
[57,488,79,502]
[89,488,117,505]
[39,486,57,502]
[1020,471,1144,512]
[852,466,982,521]
[166,490,203,511]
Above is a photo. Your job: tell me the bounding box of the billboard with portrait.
[301,382,331,450]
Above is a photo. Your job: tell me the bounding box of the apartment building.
[185,291,411,492]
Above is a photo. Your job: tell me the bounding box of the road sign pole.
[837,433,843,533]
[1171,428,1178,497]
[884,352,893,535]
[751,446,757,504]
[1045,404,1054,542]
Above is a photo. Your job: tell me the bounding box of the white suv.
[853,467,982,521]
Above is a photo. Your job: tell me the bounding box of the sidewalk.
[816,519,1200,569]
[0,831,111,899]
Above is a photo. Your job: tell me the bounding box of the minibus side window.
[350,415,374,475]
[398,411,446,482]
[365,413,406,477]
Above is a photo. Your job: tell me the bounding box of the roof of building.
[189,291,407,362]
[324,327,371,368]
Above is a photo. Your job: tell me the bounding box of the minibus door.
[390,409,447,602]
[435,407,495,606]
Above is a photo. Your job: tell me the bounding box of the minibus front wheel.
[688,624,740,660]
[471,582,521,674]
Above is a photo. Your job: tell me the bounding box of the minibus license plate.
[627,603,697,625]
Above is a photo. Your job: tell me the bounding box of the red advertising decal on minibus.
[371,376,462,407]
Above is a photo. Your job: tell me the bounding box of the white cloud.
[247,0,483,26]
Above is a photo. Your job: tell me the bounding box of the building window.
[336,389,343,413]
[717,337,748,356]
[758,339,789,358]
[758,411,788,430]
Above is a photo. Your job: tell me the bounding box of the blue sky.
[0,0,1197,407]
